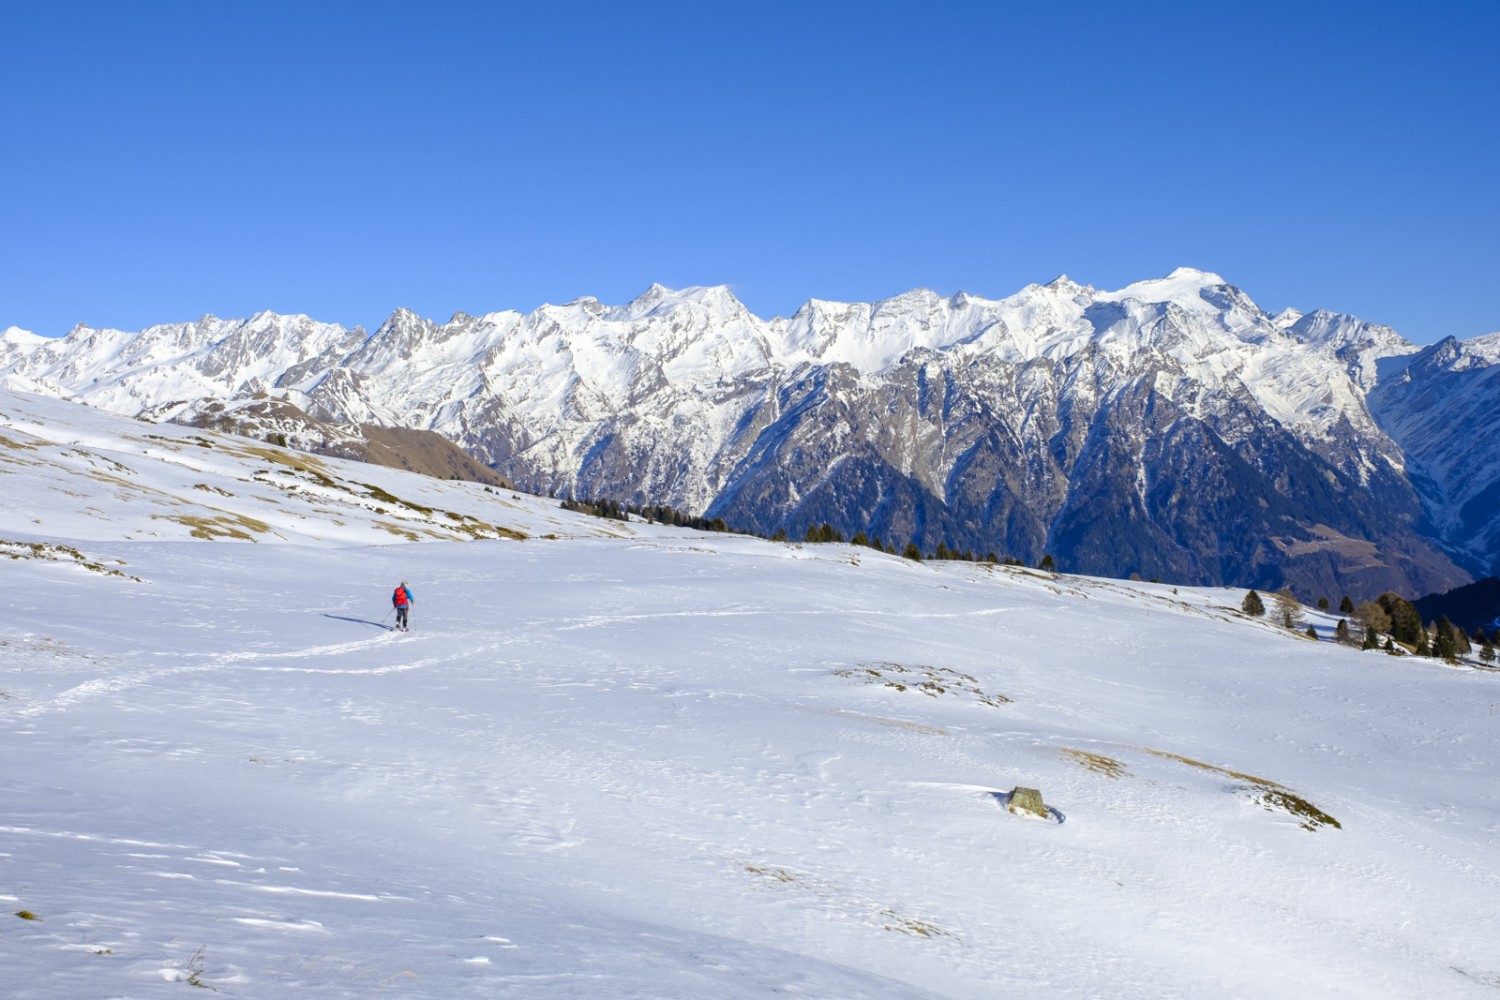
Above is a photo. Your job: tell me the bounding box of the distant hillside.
[1414,576,1500,632]
[178,396,511,488]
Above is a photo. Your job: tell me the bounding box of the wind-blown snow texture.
[2,269,1496,598]
[2,388,1498,998]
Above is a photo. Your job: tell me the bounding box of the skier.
[391,580,415,632]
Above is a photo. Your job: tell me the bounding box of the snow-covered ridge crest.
[3,269,1496,593]
[0,268,1432,386]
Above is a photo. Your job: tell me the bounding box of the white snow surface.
[2,387,1498,999]
[1466,331,1500,363]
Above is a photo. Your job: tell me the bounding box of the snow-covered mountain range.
[3,386,1497,999]
[5,268,1497,598]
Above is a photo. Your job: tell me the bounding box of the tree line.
[1240,587,1497,664]
[558,500,1059,569]
[559,496,1497,665]
[560,496,733,533]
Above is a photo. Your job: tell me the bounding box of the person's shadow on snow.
[323,614,397,632]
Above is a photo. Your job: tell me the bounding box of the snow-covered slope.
[2,270,1494,597]
[0,391,598,547]
[2,386,1498,999]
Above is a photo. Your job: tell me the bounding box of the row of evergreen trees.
[557,501,1061,569]
[793,522,1056,567]
[559,497,631,522]
[1241,587,1498,664]
[559,496,733,533]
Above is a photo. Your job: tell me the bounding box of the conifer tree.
[902,541,922,561]
[1434,616,1458,661]
[1038,554,1056,571]
[1317,596,1330,610]
[1305,624,1319,640]
[1339,595,1355,615]
[1481,639,1496,665]
[1362,624,1379,650]
[1241,589,1265,617]
[1336,619,1352,644]
[1377,593,1422,645]
[851,530,869,547]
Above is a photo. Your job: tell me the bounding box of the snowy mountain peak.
[1101,267,1231,308]
[2,325,46,346]
[1167,265,1227,284]
[620,282,675,317]
[384,306,424,327]
[874,287,946,313]
[1273,308,1305,329]
[561,297,606,318]
[1285,309,1411,355]
[1042,274,1095,298]
[613,283,746,320]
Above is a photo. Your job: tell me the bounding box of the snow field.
[2,387,1498,998]
[3,530,1498,998]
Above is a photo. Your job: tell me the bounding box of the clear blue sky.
[3,1,1495,342]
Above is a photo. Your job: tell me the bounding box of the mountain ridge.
[4,269,1496,597]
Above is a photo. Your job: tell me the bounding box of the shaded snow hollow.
[1,387,1497,999]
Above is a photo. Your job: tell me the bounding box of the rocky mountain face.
[1367,334,1500,580]
[3,269,1494,599]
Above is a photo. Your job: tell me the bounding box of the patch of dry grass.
[1061,747,1129,779]
[880,911,951,938]
[155,512,274,541]
[0,432,39,451]
[1141,747,1340,831]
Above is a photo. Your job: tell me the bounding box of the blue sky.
[3,1,1495,342]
